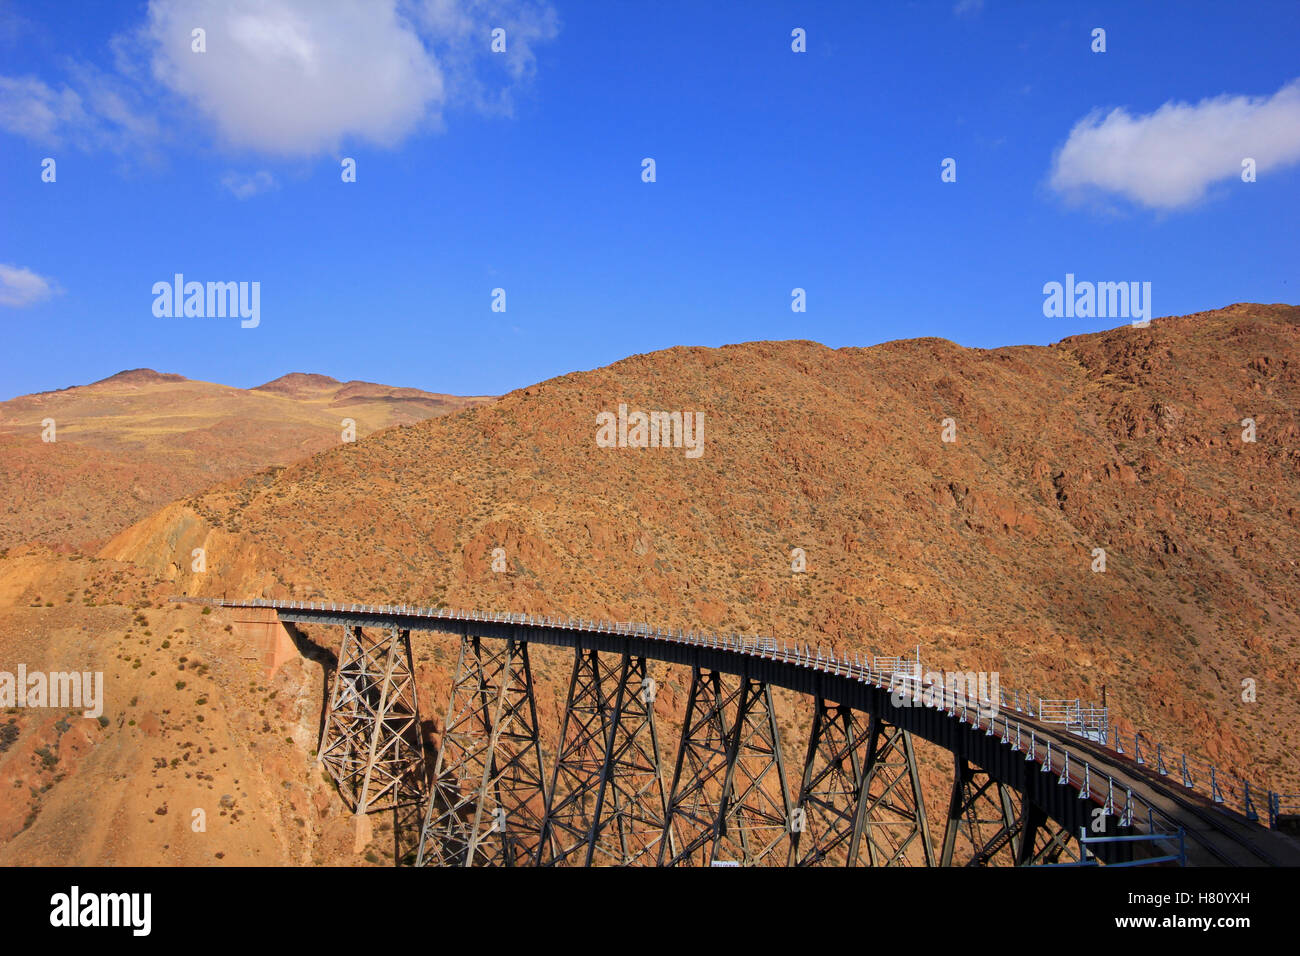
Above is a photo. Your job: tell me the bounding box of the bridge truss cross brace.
[318,625,427,817]
[659,668,793,867]
[788,699,935,867]
[538,647,675,866]
[416,634,550,866]
[1017,800,1079,866]
[939,756,1072,866]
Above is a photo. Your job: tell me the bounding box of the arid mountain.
[0,369,492,864]
[251,373,344,396]
[0,370,495,550]
[0,545,367,865]
[100,303,1300,796]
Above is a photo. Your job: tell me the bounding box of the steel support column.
[788,700,931,866]
[712,677,792,865]
[585,655,675,865]
[537,646,620,865]
[1016,800,1048,866]
[318,625,426,815]
[659,669,791,866]
[416,635,549,866]
[939,755,1030,867]
[1020,814,1077,865]
[585,658,676,868]
[537,648,675,866]
[857,718,935,866]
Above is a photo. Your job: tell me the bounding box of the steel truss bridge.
[177,598,1300,867]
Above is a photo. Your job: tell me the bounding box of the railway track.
[1015,711,1294,865]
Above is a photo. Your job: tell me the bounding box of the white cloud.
[0,69,159,154]
[953,0,984,16]
[0,75,90,140]
[0,1,31,47]
[221,169,277,198]
[146,0,443,155]
[0,264,58,307]
[144,0,556,156]
[415,0,560,114]
[1050,79,1300,210]
[0,0,556,159]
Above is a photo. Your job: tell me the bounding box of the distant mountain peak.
[253,373,342,394]
[91,369,187,386]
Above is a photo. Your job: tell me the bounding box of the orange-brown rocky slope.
[103,304,1300,793]
[0,370,494,551]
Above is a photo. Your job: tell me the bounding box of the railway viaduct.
[179,598,1300,868]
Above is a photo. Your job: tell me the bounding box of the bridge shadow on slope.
[282,622,337,753]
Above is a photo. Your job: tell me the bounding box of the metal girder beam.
[788,700,932,866]
[659,669,791,866]
[318,625,426,816]
[416,635,549,866]
[939,755,1035,867]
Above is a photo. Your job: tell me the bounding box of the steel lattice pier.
[311,623,1107,866]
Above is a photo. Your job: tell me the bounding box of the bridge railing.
[881,670,1186,854]
[1037,698,1109,743]
[872,655,920,679]
[1269,793,1300,829]
[1104,725,1275,826]
[1037,698,1081,726]
[1043,828,1188,868]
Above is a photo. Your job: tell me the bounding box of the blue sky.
[2,0,1298,400]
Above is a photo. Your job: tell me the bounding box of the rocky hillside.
[0,370,494,550]
[0,546,373,865]
[100,304,1300,792]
